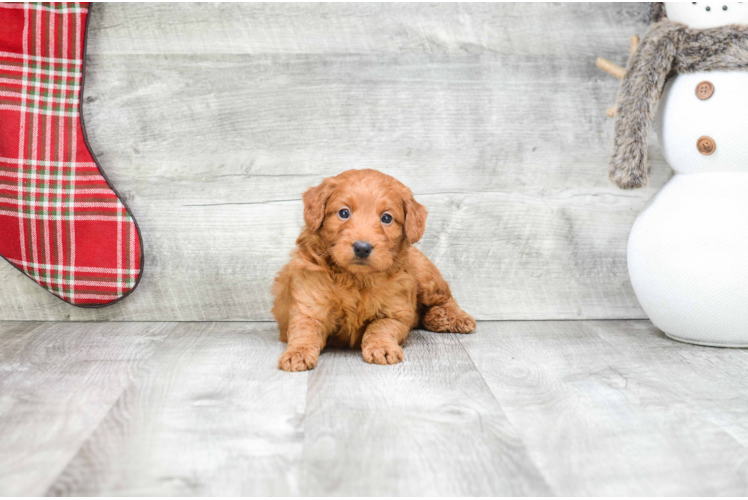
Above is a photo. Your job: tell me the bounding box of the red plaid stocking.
[0,2,143,307]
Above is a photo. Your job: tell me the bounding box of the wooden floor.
[1,319,747,496]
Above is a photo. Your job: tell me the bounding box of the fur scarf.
[610,19,748,189]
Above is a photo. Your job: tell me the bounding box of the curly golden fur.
[272,169,476,371]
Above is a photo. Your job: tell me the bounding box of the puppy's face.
[302,169,428,275]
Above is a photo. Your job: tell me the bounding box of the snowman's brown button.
[696,81,714,100]
[697,136,716,155]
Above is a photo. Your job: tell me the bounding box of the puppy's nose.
[353,241,373,258]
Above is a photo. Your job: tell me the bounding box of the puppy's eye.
[338,208,351,220]
[381,212,393,225]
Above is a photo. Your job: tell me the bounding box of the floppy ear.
[302,178,336,231]
[403,188,428,244]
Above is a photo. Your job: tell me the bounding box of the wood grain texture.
[0,322,172,496]
[44,325,552,496]
[84,3,648,57]
[0,3,667,320]
[48,322,307,496]
[300,330,551,496]
[459,321,748,496]
[4,320,748,495]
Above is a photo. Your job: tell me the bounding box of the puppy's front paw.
[362,343,404,365]
[423,300,476,334]
[278,347,319,372]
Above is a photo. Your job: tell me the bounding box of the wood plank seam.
[452,331,557,492]
[41,324,177,496]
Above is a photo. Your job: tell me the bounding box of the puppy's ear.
[403,188,428,244]
[303,178,336,231]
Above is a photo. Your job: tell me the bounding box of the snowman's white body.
[625,2,748,346]
[628,70,748,346]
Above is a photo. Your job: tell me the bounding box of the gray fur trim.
[610,21,748,189]
[649,3,666,23]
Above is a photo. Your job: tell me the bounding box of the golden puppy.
[272,169,475,371]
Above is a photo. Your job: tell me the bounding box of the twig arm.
[596,57,626,80]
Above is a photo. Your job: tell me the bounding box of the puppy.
[272,169,475,372]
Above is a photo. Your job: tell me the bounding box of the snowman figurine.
[603,2,748,346]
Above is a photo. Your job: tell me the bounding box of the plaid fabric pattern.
[0,2,142,306]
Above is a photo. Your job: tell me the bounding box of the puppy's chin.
[333,257,382,275]
[331,246,392,274]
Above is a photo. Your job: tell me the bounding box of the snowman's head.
[661,2,748,28]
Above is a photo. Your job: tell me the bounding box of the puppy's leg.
[361,318,410,365]
[278,311,328,372]
[408,247,476,334]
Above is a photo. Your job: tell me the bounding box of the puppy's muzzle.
[353,241,373,259]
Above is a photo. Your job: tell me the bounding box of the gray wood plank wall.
[0,3,665,321]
